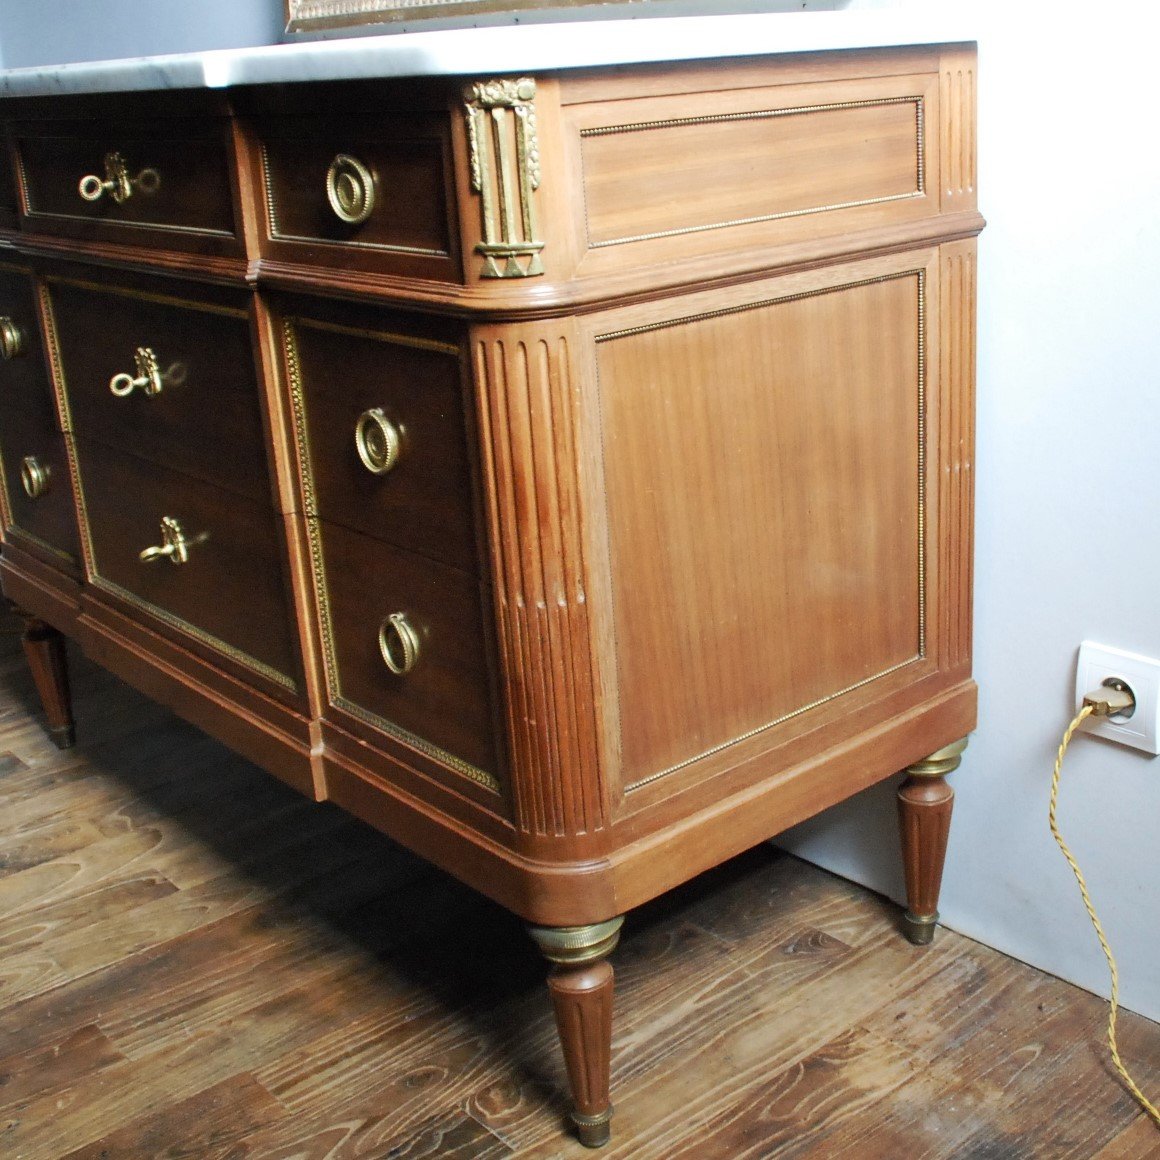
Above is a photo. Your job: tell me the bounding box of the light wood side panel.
[577,74,931,252]
[937,239,977,670]
[596,264,927,789]
[472,321,608,843]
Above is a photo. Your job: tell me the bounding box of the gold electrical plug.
[1082,679,1136,719]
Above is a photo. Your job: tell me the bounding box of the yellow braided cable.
[1050,704,1160,1128]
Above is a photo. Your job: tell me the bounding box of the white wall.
[1,0,1157,1021]
[780,0,1160,1022]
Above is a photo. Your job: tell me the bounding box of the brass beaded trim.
[601,270,929,793]
[90,577,298,691]
[36,284,95,581]
[281,318,500,795]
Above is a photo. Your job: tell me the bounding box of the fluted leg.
[528,917,623,1148]
[897,738,966,945]
[17,611,75,749]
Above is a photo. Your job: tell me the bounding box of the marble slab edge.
[0,11,977,98]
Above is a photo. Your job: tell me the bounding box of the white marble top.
[0,10,975,98]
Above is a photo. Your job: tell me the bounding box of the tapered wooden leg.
[17,611,75,749]
[528,917,623,1148]
[897,737,967,945]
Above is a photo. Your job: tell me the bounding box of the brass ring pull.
[0,316,26,360]
[110,347,163,397]
[326,154,376,225]
[355,408,402,475]
[20,456,50,499]
[139,516,193,565]
[379,612,420,675]
[79,151,134,204]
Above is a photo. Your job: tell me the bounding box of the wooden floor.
[1,616,1159,1159]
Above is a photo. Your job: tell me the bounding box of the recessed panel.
[581,87,924,249]
[598,272,924,786]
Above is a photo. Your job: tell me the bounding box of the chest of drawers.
[0,41,981,1146]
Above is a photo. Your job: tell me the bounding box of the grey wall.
[0,0,284,68]
[780,0,1160,1023]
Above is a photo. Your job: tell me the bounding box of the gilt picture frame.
[284,0,634,33]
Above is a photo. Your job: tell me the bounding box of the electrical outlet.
[1075,642,1160,755]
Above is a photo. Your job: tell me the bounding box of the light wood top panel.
[570,71,936,277]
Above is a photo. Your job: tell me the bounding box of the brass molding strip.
[624,655,924,793]
[916,267,927,658]
[3,526,78,569]
[36,285,95,583]
[44,275,248,319]
[582,95,926,250]
[600,269,929,793]
[0,442,12,532]
[258,144,450,259]
[90,576,299,691]
[333,694,501,792]
[281,318,500,795]
[292,315,461,358]
[21,212,235,241]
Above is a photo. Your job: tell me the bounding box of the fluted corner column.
[897,737,967,945]
[528,917,624,1147]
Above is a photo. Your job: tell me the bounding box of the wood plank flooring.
[1,613,1158,1159]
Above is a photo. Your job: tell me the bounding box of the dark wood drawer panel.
[0,268,79,560]
[318,519,497,777]
[284,311,477,573]
[13,120,239,250]
[258,115,457,280]
[0,427,79,562]
[75,438,299,686]
[47,277,270,504]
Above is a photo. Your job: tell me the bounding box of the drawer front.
[317,519,497,778]
[284,312,477,573]
[75,438,299,686]
[14,120,238,248]
[0,268,80,560]
[259,115,456,279]
[47,278,269,504]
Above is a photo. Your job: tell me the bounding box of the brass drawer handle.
[110,347,163,397]
[379,612,420,675]
[355,408,402,475]
[139,515,194,565]
[79,151,160,204]
[20,456,50,499]
[0,317,26,360]
[327,154,376,225]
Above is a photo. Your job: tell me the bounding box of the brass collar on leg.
[905,736,969,778]
[528,917,624,966]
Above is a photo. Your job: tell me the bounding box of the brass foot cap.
[902,910,938,946]
[49,725,76,750]
[573,1107,613,1148]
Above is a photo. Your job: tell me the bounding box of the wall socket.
[1075,642,1160,755]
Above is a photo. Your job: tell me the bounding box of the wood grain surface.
[0,612,1156,1159]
